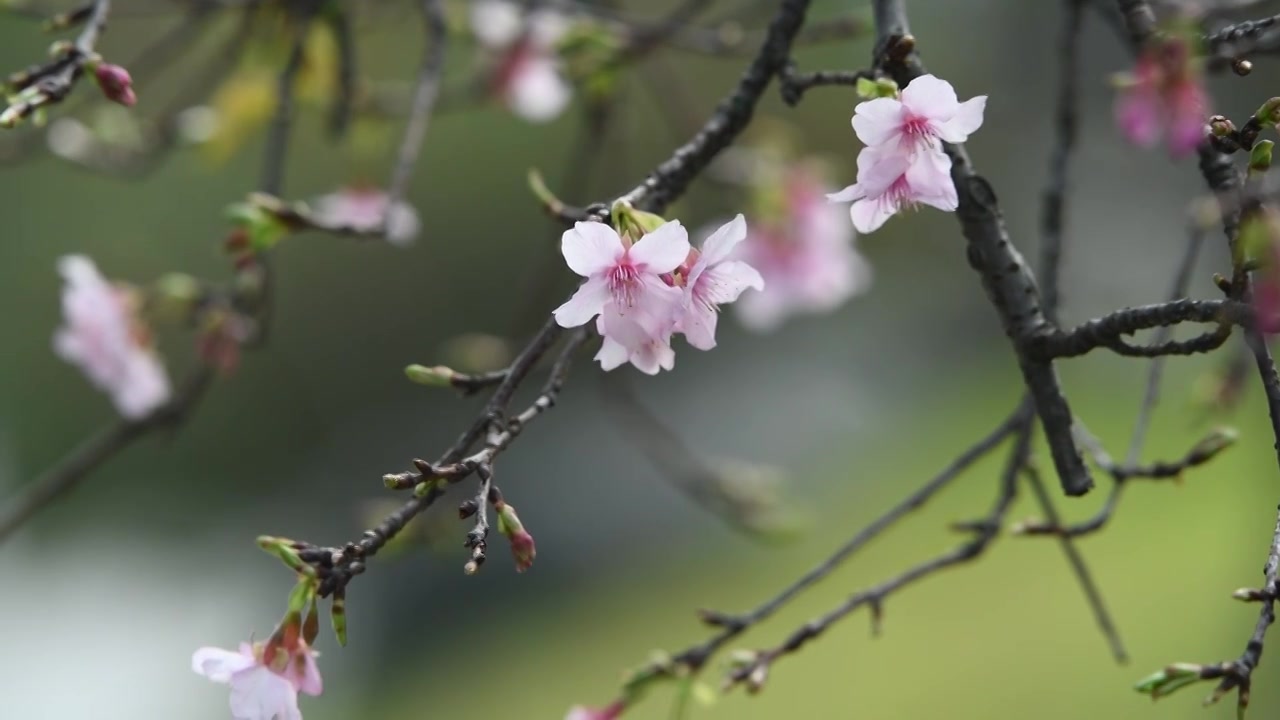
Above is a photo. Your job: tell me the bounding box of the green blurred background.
[2,1,1280,718]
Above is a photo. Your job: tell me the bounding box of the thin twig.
[384,0,446,228]
[661,408,1022,672]
[1022,462,1128,662]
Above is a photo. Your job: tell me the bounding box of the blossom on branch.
[1114,35,1208,158]
[677,214,764,350]
[192,640,322,720]
[829,74,984,233]
[309,187,421,246]
[53,255,171,419]
[730,163,872,330]
[554,214,764,373]
[554,220,687,374]
[471,0,573,122]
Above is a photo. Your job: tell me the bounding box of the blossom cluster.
[553,214,764,374]
[470,0,573,123]
[827,74,986,234]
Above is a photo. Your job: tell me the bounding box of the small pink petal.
[629,221,690,273]
[561,222,622,277]
[192,646,255,684]
[553,276,611,327]
[900,74,960,120]
[699,214,748,265]
[851,97,905,147]
[934,95,987,143]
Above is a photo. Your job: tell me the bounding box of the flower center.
[902,114,932,139]
[608,262,641,307]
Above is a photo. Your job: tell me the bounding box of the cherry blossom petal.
[850,195,898,234]
[114,351,171,419]
[1116,87,1162,148]
[561,223,622,276]
[527,9,570,48]
[1167,85,1207,158]
[229,665,302,720]
[629,220,691,272]
[699,261,764,305]
[934,95,987,143]
[851,97,905,146]
[853,146,911,196]
[470,0,523,48]
[554,276,611,327]
[680,301,718,350]
[288,650,323,697]
[508,55,572,123]
[900,74,959,119]
[700,214,748,265]
[594,333,630,371]
[826,184,861,203]
[192,646,256,684]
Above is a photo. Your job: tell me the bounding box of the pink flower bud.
[497,502,536,572]
[93,63,136,107]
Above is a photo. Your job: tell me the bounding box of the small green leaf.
[330,589,347,646]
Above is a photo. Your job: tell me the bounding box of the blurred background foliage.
[2,0,1280,718]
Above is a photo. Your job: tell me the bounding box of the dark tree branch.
[612,0,813,215]
[777,64,872,106]
[1029,299,1246,360]
[1039,0,1084,324]
[872,0,1092,496]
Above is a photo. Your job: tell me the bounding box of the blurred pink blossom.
[1115,38,1208,157]
[93,63,136,107]
[310,187,420,246]
[53,255,170,419]
[732,166,871,330]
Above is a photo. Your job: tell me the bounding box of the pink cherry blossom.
[732,165,872,330]
[93,63,136,107]
[192,640,322,720]
[852,74,986,155]
[1115,38,1208,158]
[827,145,957,234]
[53,255,171,419]
[677,214,764,350]
[554,221,688,372]
[310,187,420,247]
[565,701,626,720]
[472,1,572,122]
[554,221,688,325]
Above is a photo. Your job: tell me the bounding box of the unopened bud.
[404,364,455,387]
[458,499,479,519]
[93,63,136,107]
[496,502,536,572]
[1208,115,1235,137]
